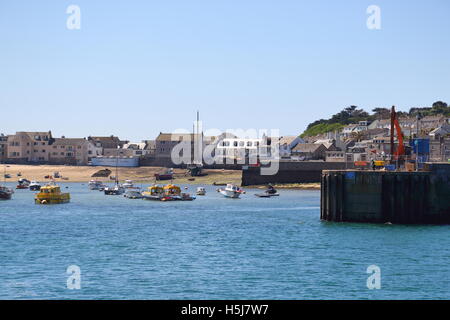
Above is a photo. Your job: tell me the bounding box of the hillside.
[301,101,449,138]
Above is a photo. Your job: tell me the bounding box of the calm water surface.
[0,183,449,299]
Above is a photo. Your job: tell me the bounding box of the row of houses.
[303,115,450,163]
[1,117,449,167]
[0,132,139,165]
[341,115,449,138]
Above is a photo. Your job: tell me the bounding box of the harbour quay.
[321,163,450,224]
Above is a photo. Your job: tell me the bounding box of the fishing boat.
[35,183,70,204]
[142,184,195,201]
[162,184,182,201]
[16,178,30,189]
[88,179,106,190]
[162,184,195,201]
[29,181,41,191]
[217,184,245,198]
[142,185,165,201]
[196,187,206,196]
[124,189,143,199]
[0,186,13,200]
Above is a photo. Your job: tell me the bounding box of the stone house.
[291,143,327,160]
[0,134,8,162]
[6,131,54,163]
[48,138,100,165]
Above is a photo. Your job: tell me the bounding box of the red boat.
[16,178,30,189]
[154,168,173,181]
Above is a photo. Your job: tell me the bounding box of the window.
[42,150,46,153]
[239,141,244,147]
[233,141,238,147]
[247,141,252,147]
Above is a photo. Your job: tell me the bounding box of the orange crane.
[390,106,405,160]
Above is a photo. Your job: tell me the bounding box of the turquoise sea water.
[0,183,449,300]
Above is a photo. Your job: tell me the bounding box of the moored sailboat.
[0,165,13,200]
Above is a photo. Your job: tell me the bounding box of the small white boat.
[104,184,125,195]
[88,180,106,190]
[196,187,206,196]
[124,189,143,199]
[29,181,41,191]
[218,184,244,198]
[122,180,134,188]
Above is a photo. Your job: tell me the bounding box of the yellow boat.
[163,184,181,198]
[142,185,165,201]
[35,184,70,204]
[163,184,195,201]
[142,184,195,201]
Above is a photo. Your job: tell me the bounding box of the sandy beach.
[1,164,321,189]
[1,164,242,185]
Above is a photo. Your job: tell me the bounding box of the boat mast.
[115,147,119,185]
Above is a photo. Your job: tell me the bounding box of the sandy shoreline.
[1,164,242,185]
[1,164,321,189]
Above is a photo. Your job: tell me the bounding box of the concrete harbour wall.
[321,164,450,224]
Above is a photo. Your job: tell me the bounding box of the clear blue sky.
[1,0,449,141]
